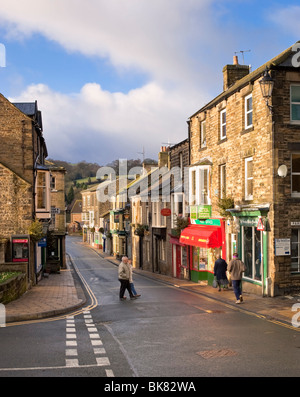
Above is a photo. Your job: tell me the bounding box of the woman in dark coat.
[214,255,228,291]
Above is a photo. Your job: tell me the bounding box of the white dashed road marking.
[65,311,114,376]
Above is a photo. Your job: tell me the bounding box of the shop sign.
[161,208,171,216]
[239,217,258,227]
[291,221,300,226]
[194,219,221,227]
[190,205,212,220]
[275,239,291,256]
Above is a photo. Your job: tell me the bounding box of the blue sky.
[0,0,299,164]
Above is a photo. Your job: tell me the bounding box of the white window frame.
[292,152,300,198]
[171,193,185,228]
[200,120,206,148]
[220,109,226,140]
[290,84,300,124]
[245,93,253,129]
[36,170,51,213]
[189,166,211,206]
[220,164,226,199]
[245,157,253,201]
[152,201,167,227]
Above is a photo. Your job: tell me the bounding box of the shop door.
[176,246,181,278]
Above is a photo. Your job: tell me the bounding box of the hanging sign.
[161,208,171,216]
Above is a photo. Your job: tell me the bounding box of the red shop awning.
[179,225,222,248]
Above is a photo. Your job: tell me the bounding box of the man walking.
[228,253,246,304]
[118,256,136,300]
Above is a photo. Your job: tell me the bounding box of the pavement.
[3,244,300,330]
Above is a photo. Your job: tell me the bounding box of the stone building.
[184,42,300,296]
[168,139,190,279]
[0,97,49,285]
[47,160,67,269]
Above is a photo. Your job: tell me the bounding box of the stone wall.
[0,273,27,304]
[0,95,34,185]
[0,163,33,240]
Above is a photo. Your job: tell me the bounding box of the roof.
[13,101,43,131]
[13,102,37,116]
[190,41,299,118]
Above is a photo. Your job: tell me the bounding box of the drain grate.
[197,349,237,359]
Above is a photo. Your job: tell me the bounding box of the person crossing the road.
[118,256,137,301]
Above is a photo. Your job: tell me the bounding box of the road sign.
[257,218,264,231]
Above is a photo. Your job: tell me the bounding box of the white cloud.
[0,0,215,86]
[4,0,295,164]
[10,81,198,163]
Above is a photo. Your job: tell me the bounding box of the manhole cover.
[197,349,237,359]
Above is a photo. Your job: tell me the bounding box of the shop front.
[179,218,226,285]
[228,208,269,296]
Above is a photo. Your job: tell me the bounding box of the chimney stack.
[222,56,250,91]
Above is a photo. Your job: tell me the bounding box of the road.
[0,236,299,379]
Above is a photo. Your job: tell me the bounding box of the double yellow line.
[5,254,98,328]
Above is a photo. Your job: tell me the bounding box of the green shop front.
[228,207,269,296]
[179,217,226,286]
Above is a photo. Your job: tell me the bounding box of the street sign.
[257,218,264,231]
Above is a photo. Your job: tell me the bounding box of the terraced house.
[184,42,300,296]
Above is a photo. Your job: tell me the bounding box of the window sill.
[287,122,300,129]
[217,137,227,145]
[241,126,254,135]
[198,146,207,152]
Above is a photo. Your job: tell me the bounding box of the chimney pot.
[233,55,239,65]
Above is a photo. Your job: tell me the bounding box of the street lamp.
[259,67,274,114]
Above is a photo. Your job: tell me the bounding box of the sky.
[0,0,299,165]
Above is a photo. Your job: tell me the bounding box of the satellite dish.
[278,165,288,178]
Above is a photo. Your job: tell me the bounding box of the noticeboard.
[275,239,291,256]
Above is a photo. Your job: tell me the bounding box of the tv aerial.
[234,50,251,65]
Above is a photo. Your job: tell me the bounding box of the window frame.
[189,165,211,206]
[200,120,206,148]
[219,164,226,199]
[36,170,50,212]
[291,152,300,198]
[245,93,253,129]
[291,228,300,273]
[245,157,253,201]
[220,109,227,140]
[290,84,300,124]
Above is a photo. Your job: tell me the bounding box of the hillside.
[48,158,155,205]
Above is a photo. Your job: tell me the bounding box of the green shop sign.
[194,219,221,226]
[190,205,212,220]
